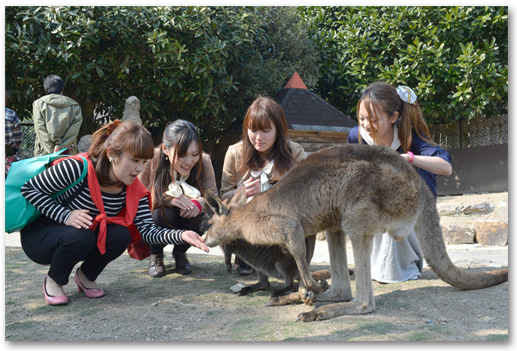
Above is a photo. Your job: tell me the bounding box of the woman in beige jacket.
[219,96,307,274]
[139,120,218,277]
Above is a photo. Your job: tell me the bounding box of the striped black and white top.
[20,157,185,246]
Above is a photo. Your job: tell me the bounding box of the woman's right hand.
[171,194,195,211]
[241,177,261,197]
[65,209,92,229]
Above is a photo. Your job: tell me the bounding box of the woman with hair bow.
[347,81,452,283]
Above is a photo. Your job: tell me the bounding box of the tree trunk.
[78,102,97,140]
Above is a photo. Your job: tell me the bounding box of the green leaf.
[96,66,104,77]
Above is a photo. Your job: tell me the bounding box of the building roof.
[275,72,357,132]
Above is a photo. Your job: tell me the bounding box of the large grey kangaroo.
[204,144,508,322]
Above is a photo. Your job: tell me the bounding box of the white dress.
[370,231,423,283]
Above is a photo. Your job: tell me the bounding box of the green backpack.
[4,149,88,233]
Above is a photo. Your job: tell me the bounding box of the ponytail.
[397,102,436,153]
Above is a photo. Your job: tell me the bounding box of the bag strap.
[50,155,89,199]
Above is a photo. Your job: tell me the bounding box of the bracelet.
[191,199,202,212]
[407,151,414,163]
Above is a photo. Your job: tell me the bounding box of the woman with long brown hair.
[20,120,208,306]
[219,96,307,274]
[348,81,452,283]
[139,119,218,277]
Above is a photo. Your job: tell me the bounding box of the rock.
[437,203,462,216]
[316,231,326,241]
[441,224,475,245]
[461,202,495,215]
[471,220,508,246]
[492,202,508,218]
[230,282,246,293]
[77,134,92,153]
[122,96,142,125]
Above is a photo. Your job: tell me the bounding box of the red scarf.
[54,153,151,255]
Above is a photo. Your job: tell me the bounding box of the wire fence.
[429,114,508,150]
[15,114,509,160]
[19,122,37,160]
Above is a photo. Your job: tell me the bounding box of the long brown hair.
[149,119,204,211]
[88,120,154,187]
[240,96,294,175]
[357,81,436,152]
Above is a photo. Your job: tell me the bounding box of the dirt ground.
[3,192,509,342]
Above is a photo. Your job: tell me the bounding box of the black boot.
[235,256,255,276]
[173,252,192,275]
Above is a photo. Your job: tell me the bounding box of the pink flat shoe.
[74,269,105,298]
[43,277,68,306]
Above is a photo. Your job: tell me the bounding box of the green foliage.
[5,6,320,145]
[299,6,508,124]
[5,6,266,137]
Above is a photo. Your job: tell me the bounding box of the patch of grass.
[5,301,15,305]
[356,320,399,335]
[78,307,102,317]
[406,331,432,341]
[486,334,508,341]
[6,320,40,330]
[30,304,69,315]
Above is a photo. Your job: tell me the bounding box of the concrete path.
[5,232,508,269]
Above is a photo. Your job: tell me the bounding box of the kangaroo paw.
[300,279,329,305]
[266,292,301,307]
[296,300,376,322]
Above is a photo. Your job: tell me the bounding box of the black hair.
[44,75,65,94]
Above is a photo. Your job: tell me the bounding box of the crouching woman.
[138,119,218,277]
[20,120,208,306]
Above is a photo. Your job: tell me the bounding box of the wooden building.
[275,72,357,153]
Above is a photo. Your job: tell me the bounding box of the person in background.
[139,119,218,277]
[33,74,83,156]
[5,91,22,177]
[348,81,452,284]
[219,96,307,275]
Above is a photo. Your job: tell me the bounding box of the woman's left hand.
[179,205,200,218]
[181,230,209,253]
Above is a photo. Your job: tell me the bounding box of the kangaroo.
[222,236,341,306]
[204,144,508,322]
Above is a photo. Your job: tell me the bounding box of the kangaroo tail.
[415,190,508,290]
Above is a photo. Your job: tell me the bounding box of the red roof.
[283,72,307,90]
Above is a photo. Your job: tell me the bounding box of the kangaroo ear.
[229,184,247,207]
[205,190,229,216]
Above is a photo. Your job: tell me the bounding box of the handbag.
[4,149,87,233]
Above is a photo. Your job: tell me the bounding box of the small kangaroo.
[222,236,333,306]
[204,144,508,322]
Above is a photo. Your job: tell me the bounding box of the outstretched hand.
[181,230,209,253]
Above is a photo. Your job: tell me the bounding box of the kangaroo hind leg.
[297,232,376,322]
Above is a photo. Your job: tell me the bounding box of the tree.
[299,6,508,124]
[5,6,269,139]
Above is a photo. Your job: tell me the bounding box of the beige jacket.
[138,146,218,210]
[219,139,307,201]
[33,94,83,156]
